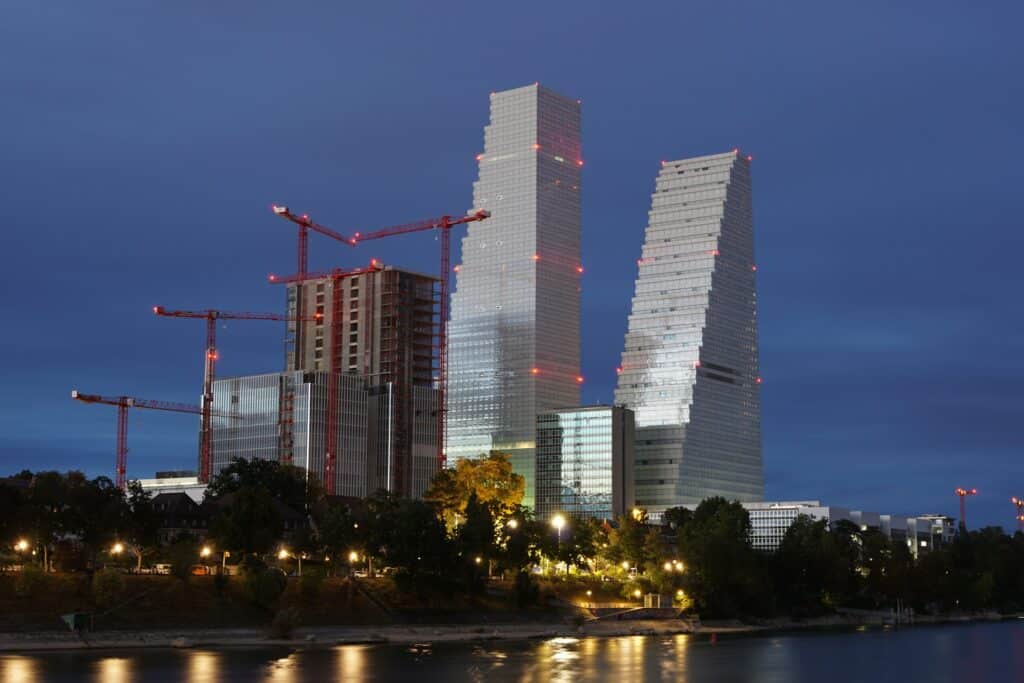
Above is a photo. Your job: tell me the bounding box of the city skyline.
[2,2,1022,529]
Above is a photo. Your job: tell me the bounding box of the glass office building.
[614,151,763,518]
[210,371,370,497]
[447,84,582,508]
[536,406,635,522]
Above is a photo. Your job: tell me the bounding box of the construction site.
[73,207,491,499]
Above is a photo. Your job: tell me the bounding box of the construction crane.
[270,205,358,371]
[271,206,491,474]
[955,487,978,531]
[71,390,207,489]
[152,306,318,483]
[268,260,385,494]
[1013,497,1024,533]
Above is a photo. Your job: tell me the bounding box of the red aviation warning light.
[576,265,584,274]
[616,366,623,375]
[576,376,584,384]
[532,254,541,261]
[531,367,540,376]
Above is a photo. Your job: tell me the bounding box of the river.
[2,621,1023,681]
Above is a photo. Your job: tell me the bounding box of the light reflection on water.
[2,621,1022,682]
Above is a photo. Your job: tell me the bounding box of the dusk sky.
[2,2,1022,528]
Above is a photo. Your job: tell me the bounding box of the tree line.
[5,458,1024,617]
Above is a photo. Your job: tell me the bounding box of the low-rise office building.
[535,405,635,522]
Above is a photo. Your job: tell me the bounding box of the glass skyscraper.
[614,151,763,518]
[446,84,582,508]
[536,405,635,522]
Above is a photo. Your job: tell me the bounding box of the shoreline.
[0,612,1013,654]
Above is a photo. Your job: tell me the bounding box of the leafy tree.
[207,458,317,513]
[424,451,524,528]
[319,503,359,571]
[209,487,283,557]
[677,497,760,617]
[603,514,648,568]
[119,481,162,572]
[497,506,543,574]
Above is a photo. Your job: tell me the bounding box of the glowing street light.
[474,556,483,565]
[507,518,519,530]
[200,546,212,559]
[277,548,290,561]
[111,542,124,555]
[14,539,29,553]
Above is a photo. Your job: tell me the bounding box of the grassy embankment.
[0,572,627,633]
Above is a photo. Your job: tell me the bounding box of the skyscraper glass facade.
[447,84,582,508]
[536,406,635,522]
[614,151,763,517]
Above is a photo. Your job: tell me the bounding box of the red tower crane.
[955,487,978,531]
[268,261,385,494]
[271,205,491,472]
[270,205,357,370]
[1012,497,1024,533]
[72,390,208,489]
[152,306,317,483]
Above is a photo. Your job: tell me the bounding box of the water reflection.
[1,656,39,683]
[94,657,131,683]
[265,653,298,683]
[188,650,221,683]
[336,645,367,680]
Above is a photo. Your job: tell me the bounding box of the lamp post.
[551,514,566,574]
[200,545,212,575]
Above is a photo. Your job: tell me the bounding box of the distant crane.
[72,390,208,489]
[1013,497,1024,533]
[152,306,318,483]
[955,487,978,531]
[271,205,491,472]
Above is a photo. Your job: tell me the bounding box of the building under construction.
[207,265,440,498]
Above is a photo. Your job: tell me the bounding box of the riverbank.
[0,611,1011,653]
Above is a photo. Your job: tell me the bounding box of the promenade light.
[474,556,482,565]
[348,551,359,563]
[111,542,124,555]
[507,519,519,530]
[15,539,29,552]
[277,548,289,560]
[551,514,566,532]
[200,546,212,558]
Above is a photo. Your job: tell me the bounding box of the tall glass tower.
[447,84,582,508]
[615,151,763,518]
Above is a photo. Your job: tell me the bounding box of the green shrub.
[247,568,287,608]
[92,569,126,608]
[15,565,47,599]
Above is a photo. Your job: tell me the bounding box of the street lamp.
[200,545,212,574]
[278,548,289,560]
[551,514,567,575]
[14,539,29,553]
[111,542,124,555]
[507,518,519,530]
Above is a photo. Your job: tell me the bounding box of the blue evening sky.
[2,1,1022,528]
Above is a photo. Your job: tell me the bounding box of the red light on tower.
[530,367,540,376]
[533,143,540,150]
[711,249,720,256]
[475,154,484,161]
[756,377,763,384]
[532,254,540,261]
[577,160,584,166]
[746,155,753,162]
[693,360,701,368]
[751,265,758,272]
[453,265,460,273]
[576,265,584,274]
[616,366,623,375]
[576,376,584,384]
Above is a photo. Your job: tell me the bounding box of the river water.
[3,621,1023,682]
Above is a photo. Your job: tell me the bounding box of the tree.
[677,497,760,617]
[120,481,162,572]
[424,451,524,528]
[319,503,359,572]
[206,458,317,513]
[603,514,648,568]
[209,487,283,557]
